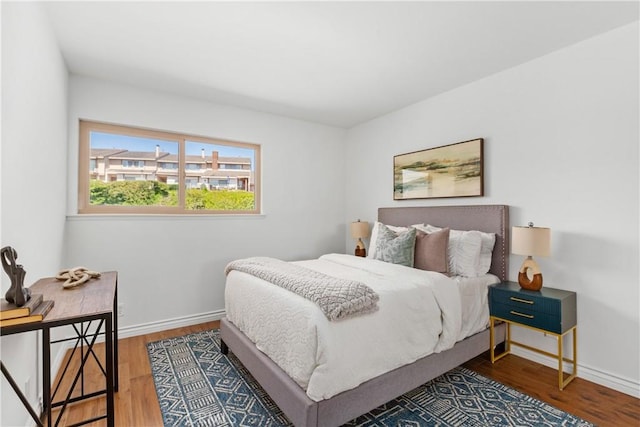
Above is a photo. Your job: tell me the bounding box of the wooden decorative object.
[518,256,543,291]
[56,267,101,289]
[1,246,31,306]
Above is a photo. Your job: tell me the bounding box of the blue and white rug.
[147,329,593,427]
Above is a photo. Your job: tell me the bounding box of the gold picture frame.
[393,138,484,200]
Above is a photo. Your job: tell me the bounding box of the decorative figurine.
[56,267,101,289]
[1,246,31,306]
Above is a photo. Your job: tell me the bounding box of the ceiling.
[44,1,638,128]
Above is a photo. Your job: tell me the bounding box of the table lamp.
[350,220,370,257]
[511,222,551,291]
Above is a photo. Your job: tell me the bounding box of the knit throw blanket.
[225,257,379,321]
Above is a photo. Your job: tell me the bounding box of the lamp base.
[518,257,543,291]
[355,238,366,257]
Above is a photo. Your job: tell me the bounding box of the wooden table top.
[28,271,118,324]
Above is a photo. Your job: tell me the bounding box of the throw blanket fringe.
[225,257,379,321]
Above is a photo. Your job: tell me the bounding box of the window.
[159,162,178,170]
[122,160,144,168]
[78,121,261,214]
[220,164,243,170]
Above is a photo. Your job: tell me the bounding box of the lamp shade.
[511,225,551,257]
[350,221,370,239]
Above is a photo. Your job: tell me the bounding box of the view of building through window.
[79,121,260,214]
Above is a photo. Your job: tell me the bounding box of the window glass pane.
[184,141,256,211]
[89,131,179,207]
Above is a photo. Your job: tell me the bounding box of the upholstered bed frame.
[220,204,509,427]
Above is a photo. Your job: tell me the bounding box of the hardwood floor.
[50,321,639,426]
[462,353,640,426]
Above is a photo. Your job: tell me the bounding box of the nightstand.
[489,281,577,390]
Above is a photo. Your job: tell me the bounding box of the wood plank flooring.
[50,321,639,426]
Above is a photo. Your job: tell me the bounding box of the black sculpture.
[1,246,31,306]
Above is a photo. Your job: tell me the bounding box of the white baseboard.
[511,347,640,398]
[117,309,225,339]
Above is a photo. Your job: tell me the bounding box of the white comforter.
[225,253,462,401]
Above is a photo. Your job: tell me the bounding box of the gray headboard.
[378,205,509,281]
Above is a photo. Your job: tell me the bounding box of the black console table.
[1,271,118,427]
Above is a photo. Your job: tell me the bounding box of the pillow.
[372,224,417,267]
[477,232,496,275]
[414,228,449,274]
[448,230,483,277]
[368,222,421,259]
[419,224,495,276]
[414,225,480,277]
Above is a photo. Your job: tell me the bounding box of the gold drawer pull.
[510,296,534,305]
[510,310,534,319]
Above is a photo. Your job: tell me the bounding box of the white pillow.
[477,232,496,275]
[417,224,494,277]
[368,222,422,259]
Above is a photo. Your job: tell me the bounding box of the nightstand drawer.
[490,287,559,315]
[489,282,576,334]
[491,301,561,332]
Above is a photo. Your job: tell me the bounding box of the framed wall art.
[393,138,484,200]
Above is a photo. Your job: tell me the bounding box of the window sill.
[66,213,266,221]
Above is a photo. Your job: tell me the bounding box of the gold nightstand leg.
[490,316,495,361]
[558,326,578,390]
[490,316,510,363]
[559,326,578,390]
[558,332,563,389]
[573,327,578,376]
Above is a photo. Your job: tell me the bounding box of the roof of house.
[157,154,250,164]
[108,151,170,160]
[90,148,128,158]
[90,149,250,164]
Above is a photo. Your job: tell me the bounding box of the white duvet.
[225,253,465,401]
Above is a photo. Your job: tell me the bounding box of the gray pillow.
[373,224,416,267]
[414,228,450,274]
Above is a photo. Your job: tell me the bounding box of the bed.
[220,204,509,427]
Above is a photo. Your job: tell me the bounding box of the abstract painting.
[394,138,484,200]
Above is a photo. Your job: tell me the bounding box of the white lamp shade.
[350,221,370,239]
[512,225,551,257]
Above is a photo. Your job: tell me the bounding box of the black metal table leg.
[105,314,115,427]
[1,361,44,427]
[43,327,52,427]
[113,285,119,392]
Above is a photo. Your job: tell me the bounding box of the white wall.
[64,76,346,330]
[1,3,69,426]
[344,22,639,395]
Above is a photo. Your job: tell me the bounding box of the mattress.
[225,254,492,402]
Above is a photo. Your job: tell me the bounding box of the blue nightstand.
[489,281,577,390]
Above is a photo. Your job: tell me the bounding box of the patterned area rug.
[147,329,593,427]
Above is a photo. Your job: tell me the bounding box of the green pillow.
[373,224,416,267]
